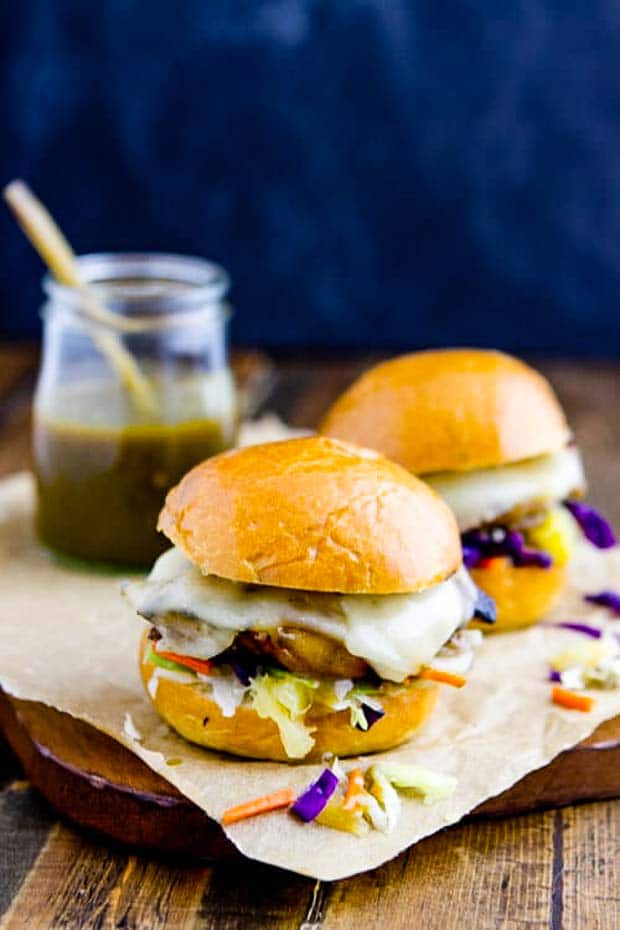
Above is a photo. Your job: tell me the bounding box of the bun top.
[320,349,571,474]
[158,436,461,594]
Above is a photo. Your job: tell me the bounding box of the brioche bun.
[158,435,461,594]
[139,632,439,761]
[320,349,571,474]
[469,558,566,632]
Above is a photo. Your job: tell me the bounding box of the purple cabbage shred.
[231,662,253,686]
[564,501,616,549]
[292,768,339,822]
[462,546,481,569]
[354,703,385,731]
[584,590,620,614]
[461,527,552,570]
[473,587,497,624]
[551,621,602,639]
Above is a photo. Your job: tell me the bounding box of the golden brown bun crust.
[320,349,571,474]
[139,633,439,761]
[469,558,566,632]
[158,436,460,594]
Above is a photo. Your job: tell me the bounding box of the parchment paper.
[1,449,619,879]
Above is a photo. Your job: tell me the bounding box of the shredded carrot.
[477,556,507,570]
[419,667,467,688]
[342,768,366,811]
[156,648,213,676]
[221,787,295,825]
[552,686,594,713]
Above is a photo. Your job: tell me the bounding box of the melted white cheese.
[125,548,478,682]
[426,445,585,532]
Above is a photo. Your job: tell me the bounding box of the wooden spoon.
[4,180,158,417]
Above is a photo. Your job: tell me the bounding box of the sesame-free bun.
[158,436,460,594]
[139,632,439,761]
[469,558,566,632]
[321,349,571,474]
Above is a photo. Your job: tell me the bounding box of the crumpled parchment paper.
[1,427,619,879]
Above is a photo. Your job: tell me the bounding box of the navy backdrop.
[2,1,620,352]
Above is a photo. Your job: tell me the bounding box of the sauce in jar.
[33,253,236,566]
[34,374,237,566]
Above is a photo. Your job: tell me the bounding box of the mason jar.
[33,253,238,567]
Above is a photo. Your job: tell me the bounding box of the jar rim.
[42,252,231,332]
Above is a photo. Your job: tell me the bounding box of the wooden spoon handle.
[4,180,158,417]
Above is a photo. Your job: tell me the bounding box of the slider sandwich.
[321,349,615,631]
[125,436,494,761]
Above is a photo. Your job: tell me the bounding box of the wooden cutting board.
[2,688,620,859]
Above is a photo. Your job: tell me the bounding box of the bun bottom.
[139,632,439,762]
[470,558,566,632]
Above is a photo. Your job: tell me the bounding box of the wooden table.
[1,344,619,930]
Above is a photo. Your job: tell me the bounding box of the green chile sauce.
[34,376,237,566]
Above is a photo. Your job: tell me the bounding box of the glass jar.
[33,253,238,567]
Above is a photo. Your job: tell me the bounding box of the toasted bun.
[139,632,439,761]
[321,349,571,474]
[469,559,566,632]
[158,436,460,594]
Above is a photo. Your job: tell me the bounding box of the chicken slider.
[321,349,615,631]
[125,436,493,761]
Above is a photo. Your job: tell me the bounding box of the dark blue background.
[2,1,620,352]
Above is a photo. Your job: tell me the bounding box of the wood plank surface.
[1,345,619,930]
[3,685,620,863]
[325,811,558,930]
[561,801,620,930]
[0,780,55,917]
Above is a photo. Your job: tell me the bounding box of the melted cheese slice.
[426,446,585,532]
[125,548,478,682]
